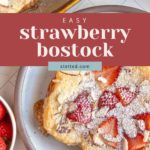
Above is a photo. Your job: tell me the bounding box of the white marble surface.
[1,0,150,150]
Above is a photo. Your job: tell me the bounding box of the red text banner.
[0,13,150,66]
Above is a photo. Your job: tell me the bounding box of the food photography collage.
[0,0,150,150]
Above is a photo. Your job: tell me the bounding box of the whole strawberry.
[0,102,6,121]
[0,121,12,140]
[0,137,6,150]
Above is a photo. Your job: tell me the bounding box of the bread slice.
[0,0,38,13]
[34,67,150,150]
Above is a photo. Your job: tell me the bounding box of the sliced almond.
[144,102,149,110]
[97,76,107,84]
[79,71,90,76]
[61,104,69,115]
[122,137,128,150]
[144,130,150,142]
[54,114,62,124]
[93,133,104,146]
[52,79,61,83]
[137,120,145,131]
[57,94,65,104]
[95,107,109,118]
[68,102,77,112]
[58,105,63,112]
[60,71,80,75]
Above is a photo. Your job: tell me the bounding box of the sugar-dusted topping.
[107,96,149,138]
[122,118,137,138]
[107,85,116,93]
[99,91,119,110]
[86,118,104,130]
[139,80,150,104]
[140,80,150,93]
[103,67,150,141]
[56,67,150,149]
[54,113,63,124]
[79,72,102,101]
[143,130,150,142]
[137,120,145,131]
[66,72,102,102]
[56,122,72,134]
[74,124,89,135]
[115,67,141,91]
[92,107,109,118]
[103,134,120,142]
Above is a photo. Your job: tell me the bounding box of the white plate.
[135,0,150,12]
[15,67,79,150]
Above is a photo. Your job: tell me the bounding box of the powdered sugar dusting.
[66,72,102,102]
[122,118,137,138]
[105,67,150,141]
[58,67,150,149]
[115,67,142,89]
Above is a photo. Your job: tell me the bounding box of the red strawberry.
[4,114,11,124]
[0,102,6,121]
[133,113,150,130]
[93,66,120,89]
[99,117,118,148]
[99,117,118,137]
[98,91,119,110]
[116,87,137,106]
[0,121,12,140]
[67,91,92,124]
[0,137,6,150]
[125,133,146,150]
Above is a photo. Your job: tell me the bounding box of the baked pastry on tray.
[34,66,150,150]
[0,0,38,13]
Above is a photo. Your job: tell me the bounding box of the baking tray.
[23,0,80,13]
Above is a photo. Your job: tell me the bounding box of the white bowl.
[0,96,17,150]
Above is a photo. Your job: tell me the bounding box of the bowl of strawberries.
[0,96,16,150]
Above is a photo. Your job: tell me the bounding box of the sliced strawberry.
[67,91,92,124]
[125,133,146,150]
[116,87,137,106]
[0,137,6,150]
[0,102,6,121]
[93,66,120,89]
[98,91,119,110]
[134,113,150,130]
[0,121,12,140]
[99,117,118,137]
[98,117,118,148]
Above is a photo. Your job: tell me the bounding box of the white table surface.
[1,0,150,149]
